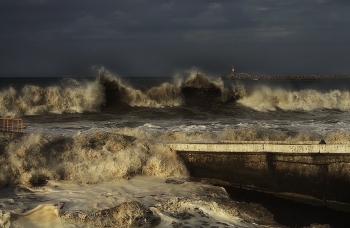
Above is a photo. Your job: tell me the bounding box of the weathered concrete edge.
[168,142,350,212]
[167,143,350,153]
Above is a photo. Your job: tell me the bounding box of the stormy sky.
[1,0,350,77]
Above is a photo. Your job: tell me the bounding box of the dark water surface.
[2,73,350,227]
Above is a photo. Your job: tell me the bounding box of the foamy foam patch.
[10,204,62,228]
[238,86,350,111]
[0,176,280,227]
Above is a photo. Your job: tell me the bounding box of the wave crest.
[97,68,181,108]
[0,81,104,117]
[0,131,188,188]
[184,73,224,90]
[238,86,350,111]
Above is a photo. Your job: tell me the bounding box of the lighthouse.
[231,66,235,75]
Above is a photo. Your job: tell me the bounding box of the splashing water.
[238,86,350,111]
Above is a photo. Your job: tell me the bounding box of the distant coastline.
[222,73,350,80]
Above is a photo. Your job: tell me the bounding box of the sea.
[1,68,350,227]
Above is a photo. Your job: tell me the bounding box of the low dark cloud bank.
[1,0,350,77]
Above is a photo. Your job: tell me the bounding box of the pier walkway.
[167,141,350,153]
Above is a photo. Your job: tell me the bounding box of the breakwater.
[222,73,350,80]
[168,141,350,211]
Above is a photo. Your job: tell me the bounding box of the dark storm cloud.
[1,0,349,77]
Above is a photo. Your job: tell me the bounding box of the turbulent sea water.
[1,69,350,227]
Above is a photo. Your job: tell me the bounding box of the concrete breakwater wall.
[168,142,350,211]
[222,74,350,80]
[168,142,350,154]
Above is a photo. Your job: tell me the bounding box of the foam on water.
[2,70,350,227]
[0,176,281,228]
[2,126,349,226]
[1,126,350,227]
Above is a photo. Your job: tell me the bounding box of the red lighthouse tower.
[231,66,235,75]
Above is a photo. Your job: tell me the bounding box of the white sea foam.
[0,176,279,227]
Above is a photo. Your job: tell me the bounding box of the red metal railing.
[0,118,23,133]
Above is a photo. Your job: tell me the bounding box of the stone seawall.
[168,142,350,211]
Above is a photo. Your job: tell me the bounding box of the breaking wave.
[97,68,182,108]
[2,67,350,117]
[238,85,350,112]
[0,79,104,117]
[0,130,188,188]
[0,68,242,117]
[98,67,242,108]
[0,72,175,116]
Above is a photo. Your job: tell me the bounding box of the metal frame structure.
[0,118,23,133]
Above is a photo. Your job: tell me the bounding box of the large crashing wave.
[5,67,348,115]
[0,69,184,116]
[175,72,243,104]
[0,68,243,117]
[237,85,350,112]
[97,68,241,108]
[97,68,182,108]
[0,130,188,188]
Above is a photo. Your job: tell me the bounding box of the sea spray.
[238,85,350,111]
[97,71,350,110]
[112,126,350,144]
[1,73,349,227]
[145,83,182,107]
[179,72,246,104]
[0,131,188,188]
[97,68,182,108]
[2,126,327,188]
[0,69,247,117]
[183,72,224,90]
[216,128,324,142]
[120,127,321,143]
[0,81,104,117]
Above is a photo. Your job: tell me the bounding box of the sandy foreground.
[0,175,280,228]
